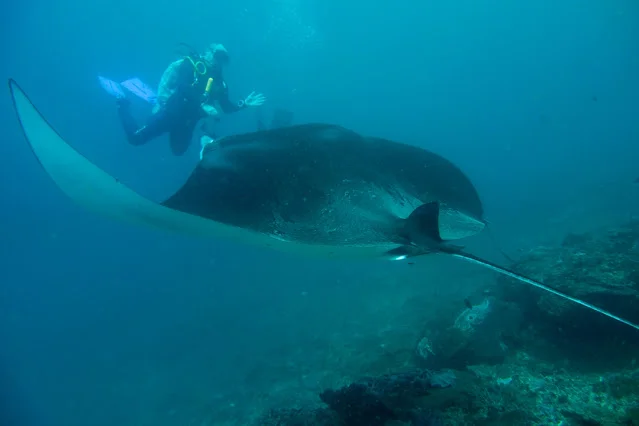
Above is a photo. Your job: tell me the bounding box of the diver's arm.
[216,83,245,114]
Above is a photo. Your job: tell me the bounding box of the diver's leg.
[117,99,167,146]
[169,105,210,156]
[169,121,197,156]
[116,99,140,141]
[200,117,219,140]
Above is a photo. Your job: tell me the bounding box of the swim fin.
[98,76,126,99]
[120,78,157,104]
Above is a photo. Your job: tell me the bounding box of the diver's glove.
[201,104,219,117]
[199,136,216,161]
[241,91,266,108]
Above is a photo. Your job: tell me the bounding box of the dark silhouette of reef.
[258,369,455,425]
[318,369,454,425]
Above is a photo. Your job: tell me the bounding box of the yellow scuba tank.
[202,77,214,102]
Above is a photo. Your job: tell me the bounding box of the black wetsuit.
[117,58,244,156]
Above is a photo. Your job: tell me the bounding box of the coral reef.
[208,220,639,425]
[318,369,456,425]
[414,296,522,370]
[254,360,639,425]
[497,220,639,368]
[257,407,340,426]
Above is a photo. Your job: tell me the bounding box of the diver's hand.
[243,91,266,107]
[199,136,216,161]
[201,103,219,117]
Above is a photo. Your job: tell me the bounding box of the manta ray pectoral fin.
[8,79,228,237]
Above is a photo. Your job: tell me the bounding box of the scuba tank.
[203,77,214,102]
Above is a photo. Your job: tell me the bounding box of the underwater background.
[1,0,639,425]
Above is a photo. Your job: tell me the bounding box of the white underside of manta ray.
[7,78,639,332]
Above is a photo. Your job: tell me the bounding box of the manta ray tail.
[484,225,516,264]
[450,251,639,332]
[398,201,639,332]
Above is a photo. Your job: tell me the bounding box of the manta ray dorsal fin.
[7,79,247,239]
[386,202,448,260]
[405,201,444,243]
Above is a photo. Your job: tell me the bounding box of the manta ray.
[8,79,639,332]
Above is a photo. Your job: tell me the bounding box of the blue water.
[1,0,638,425]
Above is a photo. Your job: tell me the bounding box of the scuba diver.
[99,43,265,156]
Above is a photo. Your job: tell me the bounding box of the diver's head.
[202,43,230,74]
